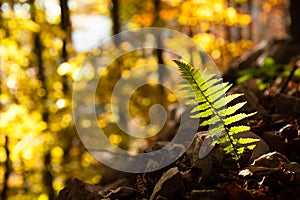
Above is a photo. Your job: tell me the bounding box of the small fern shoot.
[174,60,260,161]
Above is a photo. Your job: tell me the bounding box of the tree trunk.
[289,0,300,43]
[30,0,54,198]
[153,0,165,93]
[247,0,252,40]
[44,152,55,200]
[111,0,120,35]
[235,2,242,41]
[1,136,10,200]
[59,0,72,93]
[111,0,121,45]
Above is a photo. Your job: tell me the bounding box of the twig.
[280,59,300,93]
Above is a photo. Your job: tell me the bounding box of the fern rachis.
[174,60,260,160]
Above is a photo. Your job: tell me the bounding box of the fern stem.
[224,127,241,167]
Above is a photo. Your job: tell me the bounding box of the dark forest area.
[1,0,300,199]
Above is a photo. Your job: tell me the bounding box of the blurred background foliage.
[0,0,289,199]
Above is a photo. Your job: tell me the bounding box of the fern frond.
[174,60,259,161]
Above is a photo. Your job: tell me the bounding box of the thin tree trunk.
[59,0,71,93]
[110,0,128,130]
[111,0,120,35]
[44,152,55,200]
[34,25,55,200]
[289,0,300,43]
[153,0,160,24]
[1,3,14,199]
[111,0,121,45]
[29,1,54,198]
[1,136,10,200]
[153,0,165,93]
[247,0,252,40]
[226,0,232,42]
[235,2,242,41]
[0,1,4,35]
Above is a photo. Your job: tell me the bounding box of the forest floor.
[58,39,300,200]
